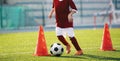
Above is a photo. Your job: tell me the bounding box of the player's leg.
[66,28,83,55]
[56,27,71,54]
[69,37,83,55]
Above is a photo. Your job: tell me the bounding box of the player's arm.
[68,0,77,22]
[68,9,77,17]
[48,8,55,19]
[68,10,76,22]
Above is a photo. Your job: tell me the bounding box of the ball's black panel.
[54,47,58,51]
[50,44,53,48]
[50,50,53,54]
[57,43,61,45]
[61,48,64,52]
[55,54,61,56]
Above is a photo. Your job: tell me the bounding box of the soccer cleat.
[75,50,83,56]
[66,44,71,54]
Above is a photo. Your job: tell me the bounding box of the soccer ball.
[50,43,64,56]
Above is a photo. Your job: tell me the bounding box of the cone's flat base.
[33,54,51,56]
[100,49,116,51]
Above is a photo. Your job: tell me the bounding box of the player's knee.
[69,36,75,40]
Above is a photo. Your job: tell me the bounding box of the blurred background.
[0,0,120,31]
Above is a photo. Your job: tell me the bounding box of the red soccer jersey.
[52,0,77,28]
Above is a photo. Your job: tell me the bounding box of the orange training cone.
[34,26,49,56]
[100,23,115,51]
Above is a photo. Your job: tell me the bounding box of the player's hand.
[68,13,73,22]
[48,8,55,19]
[48,14,52,19]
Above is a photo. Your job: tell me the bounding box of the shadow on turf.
[83,54,120,60]
[50,55,87,59]
[49,53,120,60]
[115,50,120,52]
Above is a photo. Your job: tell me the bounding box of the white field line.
[0,46,120,56]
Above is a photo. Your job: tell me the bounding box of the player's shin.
[57,35,69,46]
[57,36,71,54]
[69,37,81,51]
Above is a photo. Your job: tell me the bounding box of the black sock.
[70,37,81,51]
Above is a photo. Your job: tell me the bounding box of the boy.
[48,0,83,55]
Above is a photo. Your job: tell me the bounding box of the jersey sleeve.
[69,0,77,11]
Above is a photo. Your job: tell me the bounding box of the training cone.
[100,23,115,51]
[34,26,50,56]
